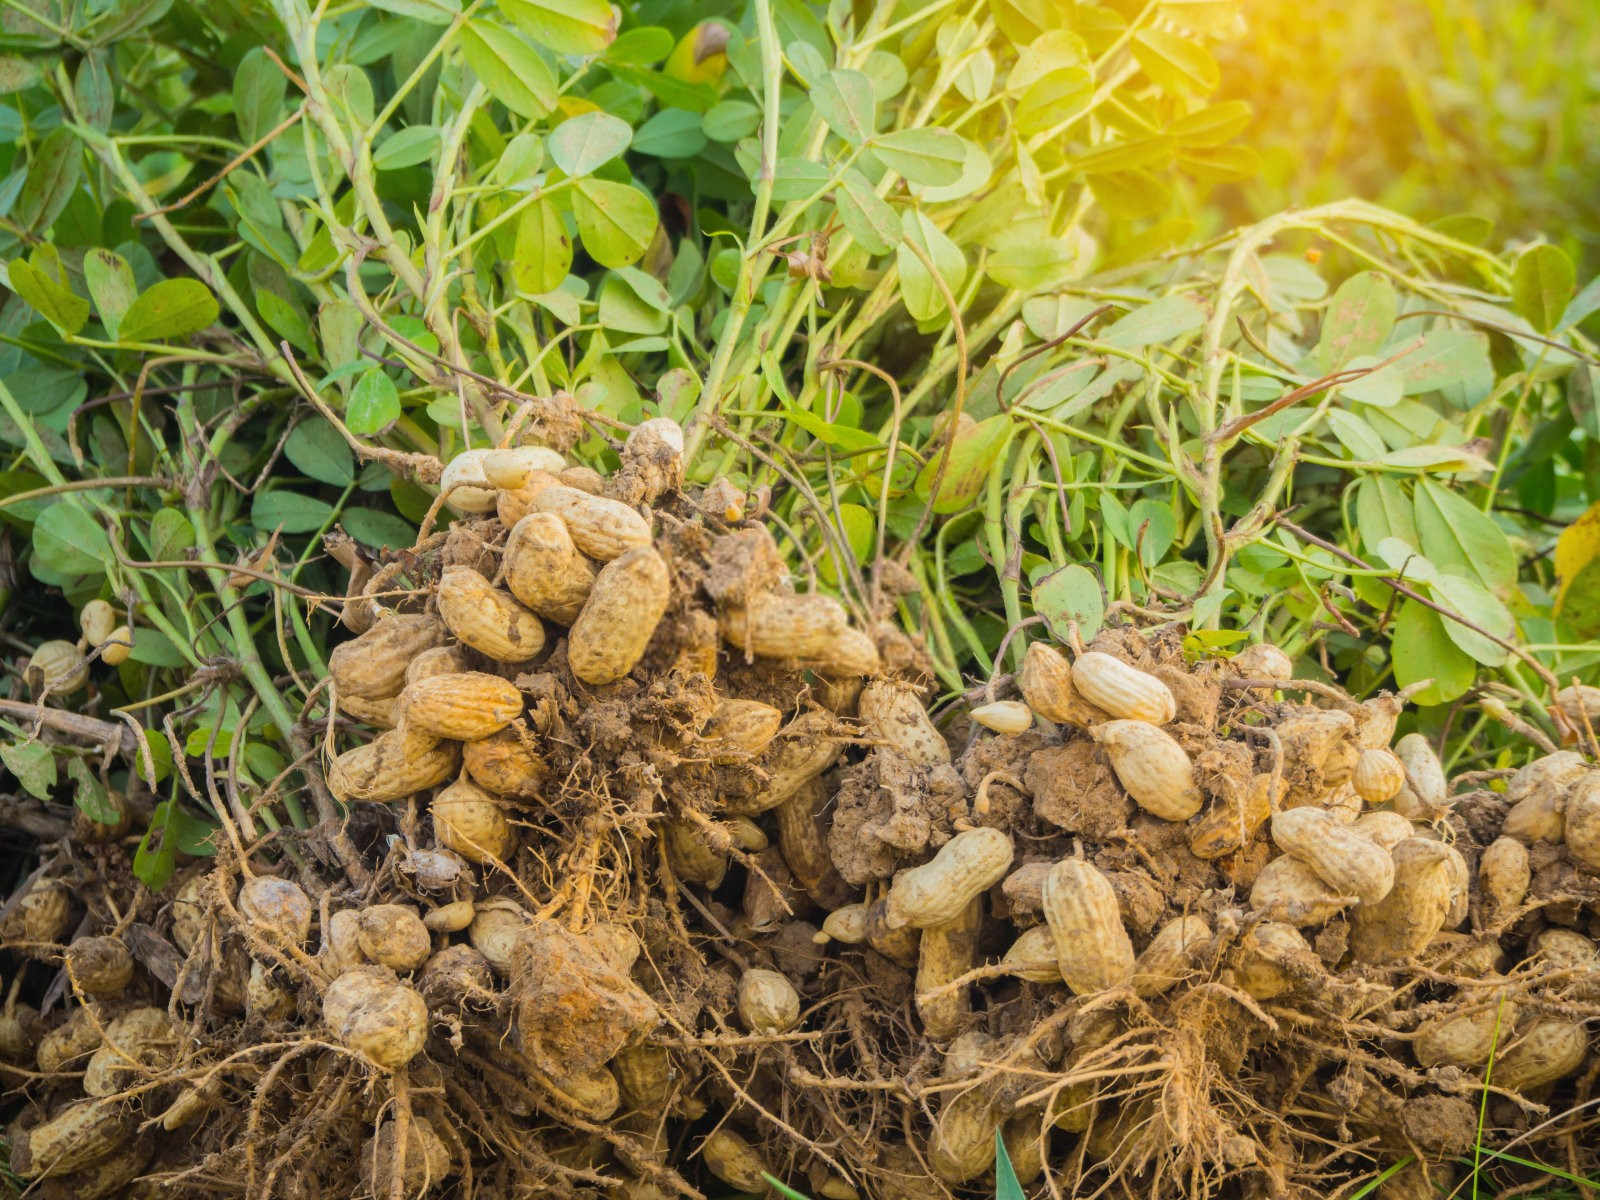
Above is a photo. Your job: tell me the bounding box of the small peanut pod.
[1532,928,1600,971]
[719,591,851,660]
[323,965,428,1070]
[1353,810,1416,850]
[613,1043,673,1109]
[530,483,652,560]
[1071,651,1176,723]
[883,827,1013,930]
[1391,731,1448,818]
[468,899,529,975]
[1441,842,1470,929]
[437,567,546,663]
[970,700,1032,734]
[100,626,132,667]
[1479,836,1531,925]
[813,624,882,677]
[462,722,549,799]
[1352,692,1405,749]
[699,698,783,762]
[1349,837,1454,963]
[1235,922,1320,1000]
[916,898,981,1040]
[700,1128,769,1194]
[1018,642,1108,727]
[818,903,870,945]
[776,776,852,908]
[737,712,843,815]
[494,469,561,527]
[859,680,949,768]
[1249,854,1355,927]
[240,877,313,944]
[1042,859,1135,995]
[864,899,921,967]
[328,727,460,804]
[567,546,670,685]
[432,775,516,863]
[1000,924,1061,983]
[329,613,444,698]
[503,512,596,625]
[1555,684,1600,732]
[664,819,727,889]
[27,640,88,693]
[10,1098,135,1179]
[82,1008,175,1097]
[355,904,432,972]
[1092,719,1204,821]
[1270,807,1395,905]
[1132,915,1211,997]
[64,935,133,995]
[336,691,398,729]
[737,967,801,1034]
[1494,1019,1589,1092]
[1189,773,1273,859]
[1352,748,1405,804]
[1565,774,1600,872]
[1002,1114,1047,1186]
[1230,642,1294,681]
[930,1086,1001,1183]
[1414,985,1517,1067]
[523,1059,620,1120]
[399,671,524,741]
[439,448,499,513]
[80,598,117,645]
[481,445,565,489]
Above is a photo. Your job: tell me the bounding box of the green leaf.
[0,56,42,93]
[1396,329,1493,398]
[500,0,617,56]
[897,209,967,322]
[1126,498,1176,567]
[1325,408,1387,461]
[811,69,875,145]
[1130,28,1218,97]
[459,21,557,118]
[66,757,121,826]
[1101,294,1205,348]
[130,729,173,786]
[147,509,194,562]
[995,1130,1025,1200]
[1353,476,1416,558]
[819,502,875,587]
[571,179,657,269]
[1413,479,1516,596]
[632,108,706,158]
[701,99,759,142]
[599,268,670,335]
[118,278,220,342]
[130,628,187,667]
[83,248,136,339]
[346,368,402,435]
[1511,243,1575,334]
[986,228,1085,291]
[33,501,110,579]
[285,418,355,487]
[512,196,572,294]
[606,26,673,65]
[1391,599,1475,706]
[135,798,217,891]
[1553,498,1600,636]
[835,168,897,255]
[234,47,286,145]
[761,1175,812,1200]
[1429,572,1513,667]
[1316,271,1397,371]
[368,0,460,23]
[916,414,1012,513]
[14,127,82,235]
[251,490,336,534]
[548,111,632,176]
[6,258,90,335]
[1,741,56,800]
[1171,99,1252,146]
[247,255,314,353]
[373,125,440,170]
[343,508,416,549]
[1033,563,1104,641]
[1560,273,1600,332]
[75,51,113,130]
[871,128,968,186]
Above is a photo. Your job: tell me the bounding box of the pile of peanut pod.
[4,415,1599,1199]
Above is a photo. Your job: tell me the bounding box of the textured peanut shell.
[522,1058,620,1120]
[699,698,783,761]
[461,721,548,799]
[64,935,132,995]
[567,546,670,685]
[1250,854,1354,926]
[31,1134,151,1199]
[1000,924,1062,983]
[1071,651,1176,723]
[775,776,852,907]
[323,966,428,1069]
[1352,747,1405,804]
[1353,810,1416,850]
[432,776,516,863]
[1230,642,1294,680]
[327,728,459,804]
[329,613,443,699]
[405,644,472,686]
[360,1115,453,1199]
[1235,922,1320,1000]
[10,1098,134,1179]
[1042,859,1135,995]
[503,512,596,625]
[239,877,312,944]
[915,898,981,1039]
[859,680,950,768]
[1018,642,1109,727]
[737,967,801,1034]
[437,567,545,663]
[883,826,1013,929]
[1270,807,1395,905]
[1494,1019,1588,1091]
[664,819,727,888]
[355,904,431,971]
[613,1043,673,1108]
[439,448,498,513]
[37,1006,102,1073]
[336,690,397,729]
[1564,774,1600,871]
[1414,988,1516,1067]
[1093,719,1204,821]
[970,700,1032,734]
[1190,773,1273,859]
[736,712,843,815]
[399,670,524,741]
[1133,914,1211,997]
[1349,837,1454,963]
[82,1008,175,1097]
[529,483,652,560]
[468,900,529,974]
[718,591,850,660]
[700,1128,769,1194]
[1393,731,1448,815]
[930,1087,1001,1183]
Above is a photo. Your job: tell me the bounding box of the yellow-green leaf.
[118,278,220,342]
[512,196,572,294]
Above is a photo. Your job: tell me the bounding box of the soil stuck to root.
[4,451,1600,1199]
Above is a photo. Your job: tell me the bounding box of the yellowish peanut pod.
[462,722,548,799]
[481,445,565,489]
[664,819,727,889]
[64,935,133,995]
[1555,684,1600,732]
[100,626,132,667]
[737,967,801,1034]
[1249,854,1354,927]
[930,1087,1001,1183]
[1494,1019,1588,1092]
[323,965,428,1070]
[405,644,471,686]
[1531,928,1599,971]
[27,640,88,694]
[883,826,1013,930]
[524,1059,620,1120]
[700,1128,769,1194]
[776,776,849,907]
[1132,914,1211,997]
[1414,986,1517,1068]
[1018,642,1108,727]
[494,469,562,527]
[1270,807,1395,905]
[1071,651,1176,723]
[813,625,882,677]
[328,727,460,804]
[699,698,783,762]
[818,903,870,945]
[82,1007,174,1098]
[11,1098,134,1179]
[567,546,670,685]
[1353,810,1415,849]
[1392,732,1448,817]
[1565,774,1600,871]
[916,899,980,1039]
[1352,747,1405,804]
[1092,719,1203,821]
[468,899,529,974]
[736,712,843,814]
[1189,773,1273,859]
[1478,836,1531,924]
[503,512,596,625]
[719,591,850,660]
[337,690,398,729]
[969,700,1032,734]
[437,567,545,663]
[439,448,499,513]
[1041,859,1135,995]
[613,1043,673,1109]
[530,483,652,560]
[355,904,431,972]
[1000,924,1062,983]
[1349,837,1454,963]
[432,775,516,863]
[330,613,445,699]
[240,877,312,944]
[79,599,117,645]
[1352,692,1405,748]
[1230,642,1294,681]
[1235,921,1320,1000]
[399,671,524,740]
[859,680,949,768]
